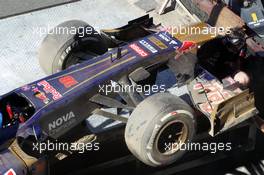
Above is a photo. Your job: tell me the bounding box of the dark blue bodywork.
[0,31,182,174]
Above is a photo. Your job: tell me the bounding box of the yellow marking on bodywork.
[63,56,137,95]
[251,12,258,22]
[48,49,128,81]
[148,36,168,49]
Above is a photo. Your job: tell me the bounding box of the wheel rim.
[155,118,188,156]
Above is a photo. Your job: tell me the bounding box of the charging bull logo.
[178,41,197,53]
[33,87,50,104]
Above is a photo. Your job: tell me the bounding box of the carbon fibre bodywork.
[18,32,181,139]
[0,14,259,173]
[0,31,182,174]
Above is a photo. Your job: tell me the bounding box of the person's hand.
[234,71,250,86]
[254,116,264,133]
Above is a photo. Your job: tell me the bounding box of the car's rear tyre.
[38,20,108,75]
[125,93,197,167]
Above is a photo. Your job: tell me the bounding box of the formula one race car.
[0,11,260,175]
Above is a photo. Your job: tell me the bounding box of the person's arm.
[192,0,245,28]
[193,0,264,55]
[193,0,264,127]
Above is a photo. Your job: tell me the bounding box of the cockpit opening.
[0,93,35,128]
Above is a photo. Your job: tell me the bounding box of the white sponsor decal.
[139,40,158,53]
[49,111,75,131]
[159,33,178,46]
[129,43,149,57]
[38,80,62,100]
[158,33,171,42]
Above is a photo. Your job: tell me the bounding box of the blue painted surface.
[0,31,182,172]
[16,31,181,135]
[0,149,27,174]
